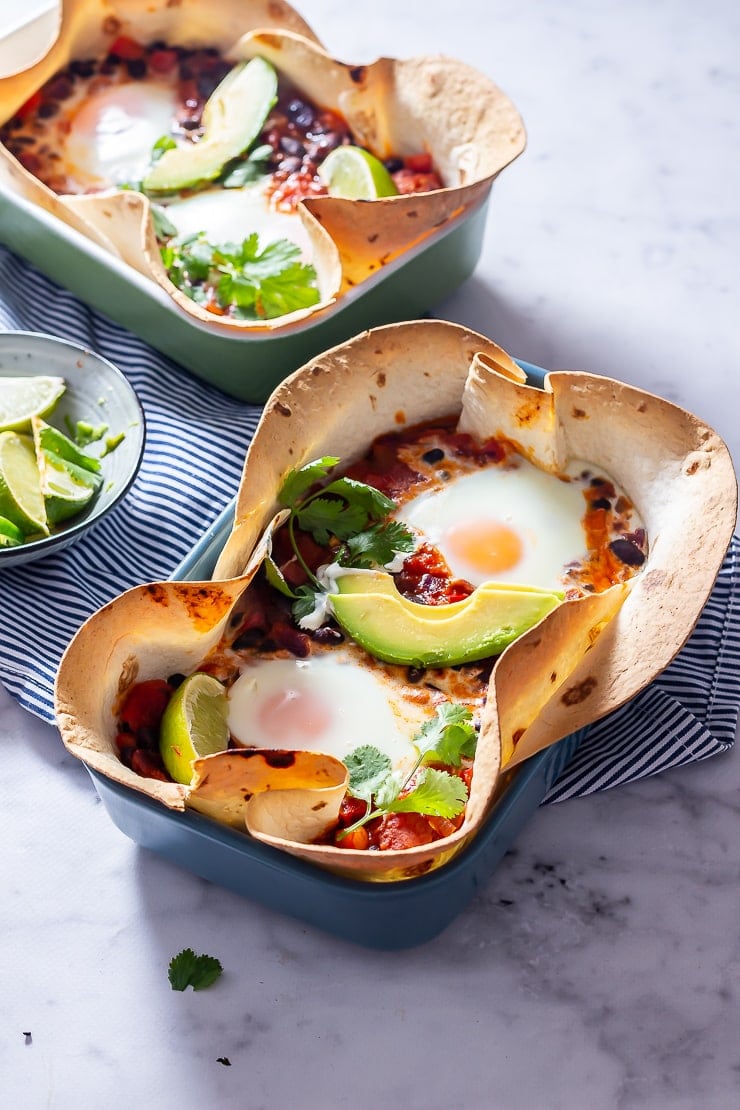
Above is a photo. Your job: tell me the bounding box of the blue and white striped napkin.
[1,244,737,800]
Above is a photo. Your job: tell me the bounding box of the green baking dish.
[0,185,490,404]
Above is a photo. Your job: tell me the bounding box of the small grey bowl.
[0,330,145,568]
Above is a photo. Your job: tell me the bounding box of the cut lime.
[0,515,24,548]
[0,431,48,536]
[159,673,230,785]
[38,453,99,524]
[32,416,102,524]
[32,417,101,474]
[318,145,399,200]
[0,375,66,433]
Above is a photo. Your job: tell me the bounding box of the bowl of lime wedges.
[0,331,145,568]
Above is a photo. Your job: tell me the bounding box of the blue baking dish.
[84,356,588,949]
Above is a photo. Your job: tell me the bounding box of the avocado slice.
[141,56,278,193]
[329,571,563,668]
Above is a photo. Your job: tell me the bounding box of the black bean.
[311,625,345,645]
[286,101,315,130]
[70,59,96,78]
[45,75,74,101]
[232,628,265,650]
[279,136,305,157]
[609,538,646,566]
[277,155,302,174]
[422,448,445,464]
[384,157,404,173]
[126,58,147,80]
[590,497,611,511]
[407,666,426,683]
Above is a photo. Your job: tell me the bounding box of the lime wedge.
[0,515,24,548]
[38,453,99,524]
[32,416,103,524]
[0,431,48,536]
[159,673,230,785]
[32,416,101,474]
[318,145,399,200]
[0,375,66,433]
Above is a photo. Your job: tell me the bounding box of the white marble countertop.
[2,1,739,1106]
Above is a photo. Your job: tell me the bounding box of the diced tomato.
[16,90,42,121]
[118,679,172,736]
[130,749,171,782]
[405,152,434,173]
[108,36,145,60]
[392,169,443,195]
[148,49,178,74]
[376,812,436,850]
[339,826,370,851]
[337,795,369,827]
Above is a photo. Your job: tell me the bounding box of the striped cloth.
[0,245,737,801]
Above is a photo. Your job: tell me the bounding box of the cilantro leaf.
[338,703,476,839]
[168,948,223,991]
[291,583,324,623]
[416,703,477,766]
[150,203,179,241]
[322,477,396,521]
[278,457,340,507]
[151,135,177,162]
[159,233,320,320]
[387,768,468,818]
[343,520,416,568]
[345,745,393,803]
[263,554,296,598]
[296,497,368,544]
[221,143,273,188]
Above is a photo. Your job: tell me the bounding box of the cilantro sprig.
[168,948,223,992]
[339,704,478,838]
[160,232,321,320]
[268,457,416,623]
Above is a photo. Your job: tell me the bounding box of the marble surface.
[2,1,739,1106]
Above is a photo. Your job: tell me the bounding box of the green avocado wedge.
[141,56,278,194]
[329,571,563,668]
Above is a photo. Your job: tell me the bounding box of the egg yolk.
[445,519,524,576]
[256,687,332,744]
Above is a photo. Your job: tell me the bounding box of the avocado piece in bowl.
[329,571,563,668]
[141,56,278,193]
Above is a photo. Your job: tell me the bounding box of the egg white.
[227,653,429,773]
[64,81,178,188]
[394,458,589,590]
[164,184,313,259]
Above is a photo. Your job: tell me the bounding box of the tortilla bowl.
[0,0,525,334]
[54,321,737,882]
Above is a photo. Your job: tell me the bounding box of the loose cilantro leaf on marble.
[168,948,223,992]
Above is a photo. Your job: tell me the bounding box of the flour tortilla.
[0,0,525,332]
[55,321,737,881]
